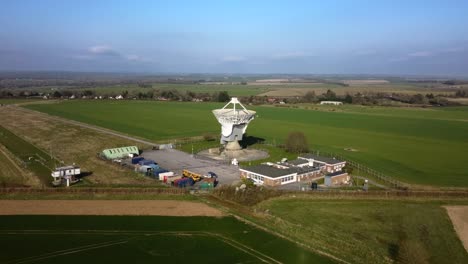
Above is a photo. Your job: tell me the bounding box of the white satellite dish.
[212,97,256,151]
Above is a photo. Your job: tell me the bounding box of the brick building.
[239,154,345,186]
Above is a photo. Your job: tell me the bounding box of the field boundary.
[1,187,468,199]
[0,187,188,194]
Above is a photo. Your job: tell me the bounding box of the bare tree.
[285,131,309,153]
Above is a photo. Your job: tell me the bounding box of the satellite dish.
[212,97,256,150]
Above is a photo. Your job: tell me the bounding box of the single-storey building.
[240,164,296,186]
[298,154,346,173]
[239,163,322,187]
[101,146,139,160]
[324,171,349,186]
[320,101,343,105]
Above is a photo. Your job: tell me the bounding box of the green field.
[256,198,468,264]
[0,125,56,185]
[0,215,334,264]
[0,99,41,105]
[24,100,468,186]
[0,149,24,186]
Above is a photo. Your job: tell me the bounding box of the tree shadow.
[240,135,265,148]
[388,243,399,261]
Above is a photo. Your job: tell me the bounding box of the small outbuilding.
[320,101,343,105]
[101,146,139,160]
[324,171,349,186]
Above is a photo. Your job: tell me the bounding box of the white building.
[320,101,343,105]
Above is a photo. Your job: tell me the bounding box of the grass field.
[24,100,468,187]
[0,99,41,105]
[0,106,157,186]
[0,215,334,264]
[0,125,57,186]
[0,145,39,187]
[256,198,468,264]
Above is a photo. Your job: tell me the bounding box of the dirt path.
[445,206,468,252]
[0,200,224,217]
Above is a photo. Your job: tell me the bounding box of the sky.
[1,0,468,76]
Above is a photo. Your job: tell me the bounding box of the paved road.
[11,105,158,146]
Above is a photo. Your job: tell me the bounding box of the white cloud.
[88,45,121,56]
[127,55,153,63]
[71,45,149,63]
[222,56,247,62]
[408,51,433,57]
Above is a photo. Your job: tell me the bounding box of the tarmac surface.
[141,149,241,186]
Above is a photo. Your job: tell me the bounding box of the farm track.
[8,105,159,146]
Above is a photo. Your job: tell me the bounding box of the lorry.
[182,169,202,182]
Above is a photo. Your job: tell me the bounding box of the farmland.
[24,100,468,187]
[0,215,334,264]
[0,106,156,186]
[0,145,39,187]
[256,198,468,264]
[0,125,57,186]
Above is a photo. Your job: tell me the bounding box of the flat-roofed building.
[298,153,346,173]
[324,171,350,186]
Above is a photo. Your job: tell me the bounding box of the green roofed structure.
[101,146,139,160]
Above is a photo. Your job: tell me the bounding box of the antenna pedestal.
[225,141,242,151]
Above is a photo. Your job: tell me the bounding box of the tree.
[285,131,309,153]
[322,89,337,101]
[52,91,62,98]
[303,91,316,102]
[344,94,353,104]
[217,91,230,102]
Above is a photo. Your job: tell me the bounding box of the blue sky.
[1,0,468,75]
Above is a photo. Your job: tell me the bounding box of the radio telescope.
[212,97,256,151]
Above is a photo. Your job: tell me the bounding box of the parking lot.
[141,149,241,186]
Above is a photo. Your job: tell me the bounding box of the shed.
[101,146,139,160]
[324,171,349,187]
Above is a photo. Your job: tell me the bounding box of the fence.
[0,187,189,195]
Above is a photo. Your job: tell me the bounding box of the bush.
[212,185,283,206]
[203,133,216,141]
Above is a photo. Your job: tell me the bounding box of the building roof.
[288,159,309,166]
[54,165,79,170]
[291,166,321,174]
[326,171,347,177]
[298,153,344,165]
[240,164,296,178]
[102,146,139,159]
